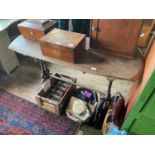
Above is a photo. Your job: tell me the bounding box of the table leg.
[106,78,114,99]
[39,60,52,83]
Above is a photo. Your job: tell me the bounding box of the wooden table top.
[9,35,144,81]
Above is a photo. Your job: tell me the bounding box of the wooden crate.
[36,74,76,115]
[18,19,57,41]
[39,28,86,63]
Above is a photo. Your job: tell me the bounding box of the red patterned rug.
[0,88,79,135]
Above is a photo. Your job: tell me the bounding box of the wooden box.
[36,74,76,115]
[18,19,57,41]
[39,28,86,63]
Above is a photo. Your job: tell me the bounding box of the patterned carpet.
[0,88,79,135]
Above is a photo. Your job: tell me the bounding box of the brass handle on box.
[53,49,61,57]
[92,26,97,32]
[30,31,34,36]
[92,26,100,32]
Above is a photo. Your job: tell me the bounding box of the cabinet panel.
[129,115,155,135]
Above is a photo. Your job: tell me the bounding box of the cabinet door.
[90,19,142,57]
[121,70,155,134]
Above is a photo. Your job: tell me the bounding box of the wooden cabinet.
[136,19,155,47]
[90,19,142,57]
